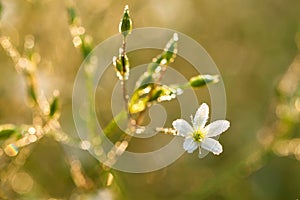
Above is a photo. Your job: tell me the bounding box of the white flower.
[172,103,230,158]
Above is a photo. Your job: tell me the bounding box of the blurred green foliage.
[0,0,300,200]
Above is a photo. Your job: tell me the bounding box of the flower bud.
[119,5,132,37]
[113,54,130,80]
[189,75,219,88]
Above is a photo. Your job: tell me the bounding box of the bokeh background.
[1,0,300,199]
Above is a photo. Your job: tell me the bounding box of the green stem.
[103,111,127,137]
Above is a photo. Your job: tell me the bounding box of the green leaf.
[135,73,154,89]
[149,85,176,102]
[129,84,177,114]
[161,33,178,63]
[0,124,17,139]
[67,7,77,24]
[49,92,60,118]
[28,86,37,103]
[129,84,153,114]
[80,35,93,58]
[136,33,178,89]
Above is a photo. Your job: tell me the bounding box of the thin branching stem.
[121,37,130,119]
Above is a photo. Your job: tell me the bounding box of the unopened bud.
[189,75,219,88]
[119,5,132,37]
[113,54,130,80]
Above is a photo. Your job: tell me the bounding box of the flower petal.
[183,137,198,153]
[172,119,193,137]
[193,103,209,130]
[204,120,230,137]
[201,138,223,155]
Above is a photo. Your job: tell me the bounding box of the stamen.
[193,130,205,142]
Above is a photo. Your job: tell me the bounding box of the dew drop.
[11,172,34,194]
[4,144,19,157]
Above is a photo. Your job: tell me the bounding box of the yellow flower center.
[193,129,205,142]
